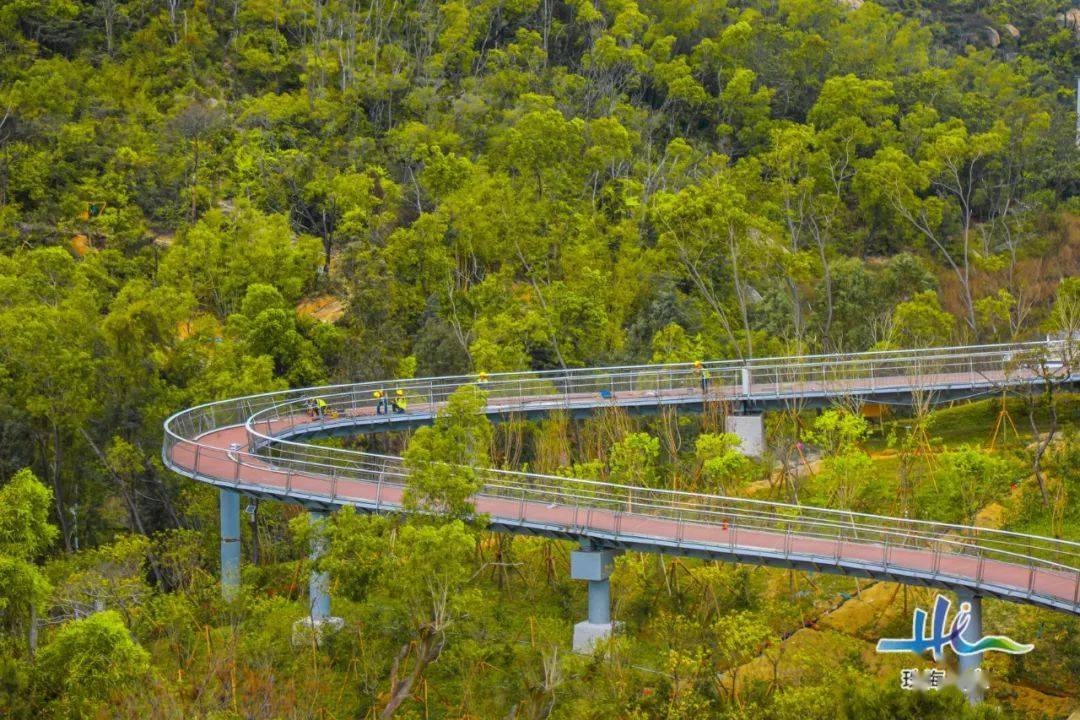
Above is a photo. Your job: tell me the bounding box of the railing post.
[519,487,526,523]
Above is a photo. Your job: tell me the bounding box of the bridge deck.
[163,348,1080,615]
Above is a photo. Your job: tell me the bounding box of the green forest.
[1,0,1079,716]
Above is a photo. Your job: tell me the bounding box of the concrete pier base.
[725,414,765,457]
[292,616,345,647]
[573,621,613,652]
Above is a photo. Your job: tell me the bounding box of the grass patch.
[865,393,1078,450]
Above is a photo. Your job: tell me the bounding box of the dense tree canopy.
[0,0,1077,716]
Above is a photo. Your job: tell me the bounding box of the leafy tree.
[609,432,660,488]
[317,509,477,719]
[650,323,704,364]
[915,446,1020,525]
[711,610,772,706]
[0,469,56,656]
[34,610,149,718]
[403,385,493,518]
[809,409,869,456]
[158,207,322,318]
[694,433,750,494]
[818,449,876,510]
[889,291,955,348]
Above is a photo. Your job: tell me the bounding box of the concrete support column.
[724,413,765,457]
[219,489,241,599]
[571,544,619,652]
[308,510,331,622]
[956,590,984,704]
[587,576,611,625]
[292,509,343,646]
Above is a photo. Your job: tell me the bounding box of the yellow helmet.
[694,360,703,368]
[396,389,404,396]
[373,390,382,398]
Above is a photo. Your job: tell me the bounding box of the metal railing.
[162,340,1080,612]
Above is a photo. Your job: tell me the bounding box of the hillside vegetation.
[0,0,1078,717]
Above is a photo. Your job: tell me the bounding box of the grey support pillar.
[308,510,331,622]
[956,590,985,704]
[571,543,620,652]
[724,414,765,457]
[219,489,241,599]
[292,509,343,646]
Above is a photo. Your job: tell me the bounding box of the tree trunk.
[1026,371,1057,510]
[49,421,72,552]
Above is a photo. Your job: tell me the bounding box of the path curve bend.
[163,341,1080,614]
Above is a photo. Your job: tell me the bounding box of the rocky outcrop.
[1060,8,1080,38]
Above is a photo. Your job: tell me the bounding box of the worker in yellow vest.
[308,397,328,419]
[694,360,711,396]
[391,389,408,413]
[373,389,388,415]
